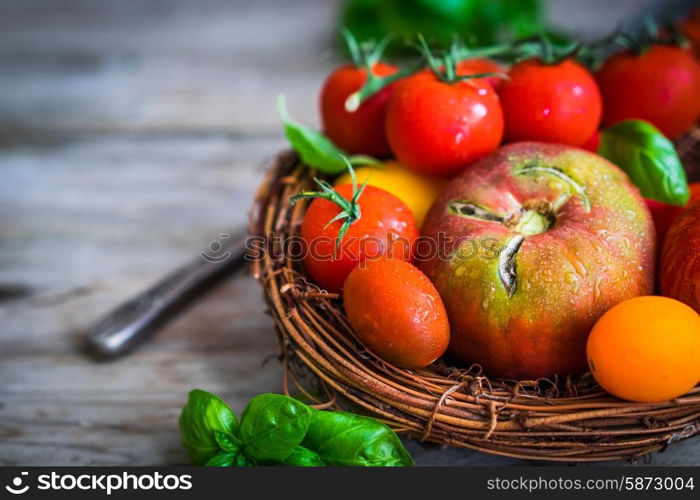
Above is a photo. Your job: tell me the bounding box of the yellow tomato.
[334,161,446,227]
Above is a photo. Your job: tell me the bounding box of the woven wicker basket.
[250,129,700,463]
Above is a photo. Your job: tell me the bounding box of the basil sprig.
[278,95,378,174]
[179,390,414,467]
[597,119,690,206]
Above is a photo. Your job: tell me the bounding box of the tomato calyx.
[290,158,367,257]
[611,21,690,55]
[511,34,581,66]
[446,163,592,299]
[341,28,417,112]
[418,35,507,85]
[347,36,512,111]
[344,64,419,112]
[342,27,391,71]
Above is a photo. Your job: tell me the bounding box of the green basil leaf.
[598,119,689,206]
[179,389,238,466]
[281,446,325,467]
[278,95,378,174]
[302,410,414,466]
[204,452,235,467]
[340,0,544,55]
[234,453,255,467]
[239,394,312,462]
[214,430,240,454]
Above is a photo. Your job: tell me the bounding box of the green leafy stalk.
[597,120,689,206]
[278,95,378,173]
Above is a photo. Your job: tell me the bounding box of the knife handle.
[86,231,249,358]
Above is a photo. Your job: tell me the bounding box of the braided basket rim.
[249,135,700,463]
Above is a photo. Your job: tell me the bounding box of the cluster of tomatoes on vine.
[322,26,700,169]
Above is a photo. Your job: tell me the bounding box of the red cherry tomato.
[597,45,700,139]
[300,184,419,293]
[690,182,700,204]
[320,62,397,157]
[581,130,601,152]
[385,72,504,177]
[343,258,450,368]
[498,58,602,146]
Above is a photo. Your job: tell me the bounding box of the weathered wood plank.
[0,0,341,134]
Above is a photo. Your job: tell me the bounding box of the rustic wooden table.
[1,0,698,466]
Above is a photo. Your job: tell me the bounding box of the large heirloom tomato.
[419,142,655,379]
[660,202,700,313]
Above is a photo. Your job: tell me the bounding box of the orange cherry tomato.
[587,296,700,403]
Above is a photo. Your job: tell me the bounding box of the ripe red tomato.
[385,72,504,177]
[644,198,685,249]
[299,184,419,293]
[597,45,700,139]
[456,58,505,88]
[690,182,700,204]
[320,62,397,157]
[581,130,601,152]
[343,258,450,368]
[498,58,601,146]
